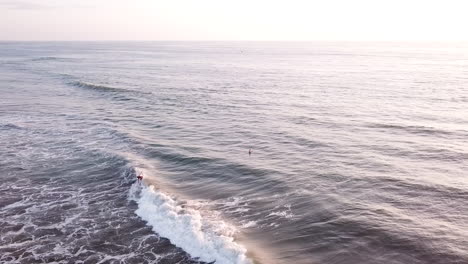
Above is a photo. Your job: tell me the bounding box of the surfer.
[137,172,143,182]
[249,148,252,156]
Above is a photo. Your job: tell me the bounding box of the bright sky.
[1,0,467,41]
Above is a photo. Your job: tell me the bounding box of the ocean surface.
[1,41,467,264]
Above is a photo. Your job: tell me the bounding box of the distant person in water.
[249,148,252,156]
[137,172,143,182]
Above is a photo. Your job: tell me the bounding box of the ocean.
[0,41,467,264]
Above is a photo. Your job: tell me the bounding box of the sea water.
[1,42,467,264]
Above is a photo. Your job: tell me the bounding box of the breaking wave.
[129,183,252,264]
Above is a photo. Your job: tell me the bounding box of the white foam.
[267,204,295,219]
[267,210,294,219]
[131,184,252,264]
[223,197,243,207]
[241,221,257,228]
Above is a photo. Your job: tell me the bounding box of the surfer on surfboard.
[137,172,143,182]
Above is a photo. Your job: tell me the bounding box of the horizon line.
[1,39,468,43]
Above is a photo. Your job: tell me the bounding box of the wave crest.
[70,81,131,93]
[129,184,252,264]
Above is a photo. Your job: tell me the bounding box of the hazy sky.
[1,0,467,41]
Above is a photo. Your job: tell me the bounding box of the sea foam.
[129,183,252,264]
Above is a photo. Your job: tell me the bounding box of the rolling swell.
[31,56,72,62]
[70,81,135,93]
[368,143,468,163]
[0,123,23,130]
[141,147,291,196]
[68,80,156,103]
[365,122,468,138]
[320,215,467,264]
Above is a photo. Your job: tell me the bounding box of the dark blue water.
[1,42,468,264]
